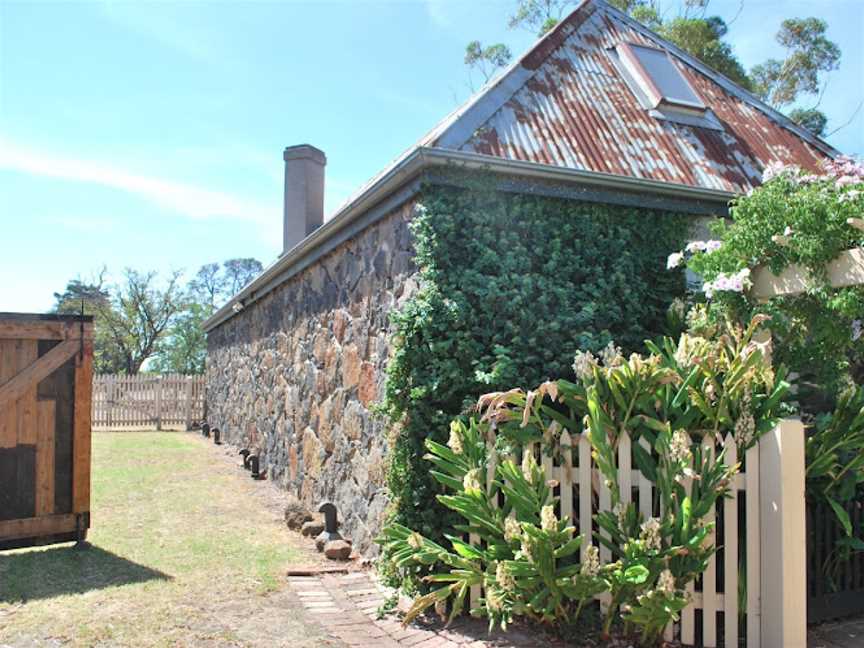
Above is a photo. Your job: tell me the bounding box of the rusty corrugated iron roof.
[203,0,842,332]
[421,0,836,194]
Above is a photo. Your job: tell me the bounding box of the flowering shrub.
[670,155,864,546]
[378,418,607,632]
[379,320,782,644]
[671,155,864,400]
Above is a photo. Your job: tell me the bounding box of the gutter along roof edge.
[203,147,734,332]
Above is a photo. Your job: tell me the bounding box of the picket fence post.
[759,418,806,648]
[184,376,194,429]
[155,376,163,431]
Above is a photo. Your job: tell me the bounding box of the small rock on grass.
[324,539,352,561]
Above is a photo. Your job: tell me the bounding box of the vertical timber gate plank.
[72,336,92,514]
[0,340,17,448]
[35,400,56,515]
[16,340,38,446]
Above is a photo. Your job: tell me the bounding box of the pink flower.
[762,161,788,183]
[705,240,722,252]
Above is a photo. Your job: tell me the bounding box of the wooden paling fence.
[471,420,807,648]
[92,374,205,430]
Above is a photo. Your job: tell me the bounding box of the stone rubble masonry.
[206,201,419,554]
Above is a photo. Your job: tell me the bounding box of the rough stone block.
[284,496,313,530]
[301,520,325,537]
[324,539,353,561]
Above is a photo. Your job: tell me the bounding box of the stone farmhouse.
[203,0,836,551]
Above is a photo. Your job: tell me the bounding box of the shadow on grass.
[0,544,171,603]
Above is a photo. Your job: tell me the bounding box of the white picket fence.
[92,374,205,430]
[471,420,807,648]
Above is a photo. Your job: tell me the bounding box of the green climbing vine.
[382,179,692,554]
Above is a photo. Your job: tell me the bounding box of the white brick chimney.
[282,144,326,254]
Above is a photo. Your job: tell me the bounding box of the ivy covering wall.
[383,181,692,541]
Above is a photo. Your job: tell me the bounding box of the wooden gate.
[92,374,204,430]
[0,313,93,549]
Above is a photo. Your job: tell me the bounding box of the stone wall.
[205,201,418,553]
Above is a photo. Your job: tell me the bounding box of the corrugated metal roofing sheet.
[428,0,832,194]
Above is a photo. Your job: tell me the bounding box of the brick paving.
[287,571,567,648]
[290,569,864,647]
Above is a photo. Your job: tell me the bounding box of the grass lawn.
[0,432,338,648]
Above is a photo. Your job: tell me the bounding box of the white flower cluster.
[669,298,687,320]
[735,390,756,448]
[735,410,756,448]
[486,588,504,611]
[669,429,693,465]
[666,251,684,269]
[408,531,424,550]
[599,341,623,368]
[541,505,558,533]
[612,502,627,529]
[520,537,534,562]
[640,517,662,551]
[504,517,521,543]
[657,569,677,596]
[522,451,537,483]
[447,421,464,455]
[703,268,751,299]
[685,240,722,254]
[581,544,601,578]
[572,349,597,381]
[463,468,482,493]
[667,240,722,271]
[496,562,516,591]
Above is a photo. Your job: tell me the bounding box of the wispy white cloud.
[0,139,278,227]
[97,1,214,62]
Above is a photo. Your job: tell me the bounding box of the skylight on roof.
[617,43,705,111]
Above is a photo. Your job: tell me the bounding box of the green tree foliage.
[383,182,688,543]
[464,41,513,86]
[97,269,185,375]
[188,262,226,310]
[788,107,829,136]
[53,257,263,375]
[52,271,127,374]
[656,15,752,89]
[222,258,264,296]
[751,18,841,108]
[154,258,264,374]
[508,0,573,36]
[150,303,209,375]
[53,274,110,314]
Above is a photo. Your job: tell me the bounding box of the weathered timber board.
[37,339,75,516]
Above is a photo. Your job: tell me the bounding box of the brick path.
[287,571,566,648]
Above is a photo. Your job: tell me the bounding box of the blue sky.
[2,0,862,312]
